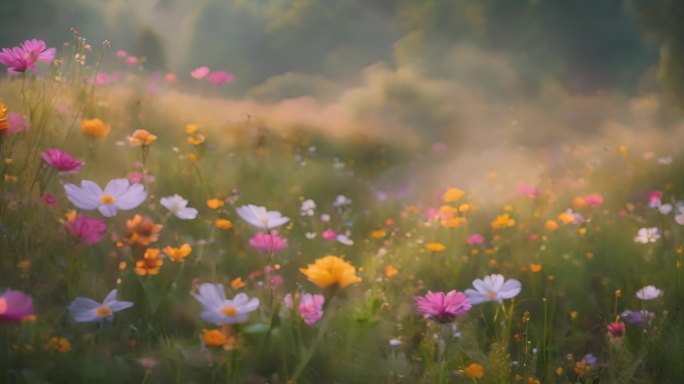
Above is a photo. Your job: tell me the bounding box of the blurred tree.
[135,26,168,71]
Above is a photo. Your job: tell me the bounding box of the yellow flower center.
[95,306,112,317]
[222,306,238,317]
[0,297,7,314]
[487,291,498,300]
[100,194,116,205]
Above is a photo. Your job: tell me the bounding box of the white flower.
[160,194,198,220]
[64,178,147,217]
[333,195,352,208]
[636,285,663,300]
[191,283,259,325]
[236,204,289,230]
[389,338,403,346]
[634,227,660,244]
[658,203,673,215]
[68,289,133,323]
[465,274,522,305]
[658,157,673,165]
[305,232,317,239]
[336,233,354,245]
[300,199,316,216]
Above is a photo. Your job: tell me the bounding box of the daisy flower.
[191,283,260,325]
[465,274,521,305]
[236,204,289,230]
[160,194,198,220]
[64,178,147,217]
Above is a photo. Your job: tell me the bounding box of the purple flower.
[65,215,107,244]
[621,310,655,326]
[68,289,133,323]
[41,149,84,173]
[298,293,324,325]
[0,289,34,323]
[249,231,288,253]
[0,39,55,73]
[415,290,471,323]
[207,70,235,86]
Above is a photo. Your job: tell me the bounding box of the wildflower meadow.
[2,4,684,383]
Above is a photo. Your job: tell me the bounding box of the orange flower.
[214,219,233,230]
[126,215,163,246]
[491,213,515,229]
[371,229,386,238]
[81,118,111,138]
[384,265,398,278]
[557,211,575,224]
[201,328,237,349]
[163,243,192,263]
[545,219,559,231]
[185,124,199,135]
[425,242,446,252]
[463,362,484,378]
[442,187,465,203]
[44,337,71,353]
[128,129,157,146]
[530,263,542,272]
[300,255,362,289]
[0,104,8,133]
[231,277,247,289]
[187,135,205,145]
[207,198,224,209]
[135,248,163,276]
[441,217,466,228]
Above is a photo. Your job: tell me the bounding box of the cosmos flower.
[636,285,663,300]
[634,227,660,244]
[5,112,29,134]
[607,321,625,344]
[300,255,362,289]
[466,234,485,245]
[298,293,325,325]
[415,290,471,323]
[442,188,465,202]
[300,199,316,216]
[127,129,157,146]
[68,289,133,323]
[135,248,163,276]
[206,70,234,86]
[160,194,198,220]
[465,274,522,305]
[163,244,192,263]
[80,118,111,139]
[0,289,33,323]
[190,66,210,80]
[517,184,539,198]
[583,194,604,207]
[621,310,655,326]
[236,204,289,230]
[191,283,259,325]
[249,231,288,253]
[65,214,106,244]
[0,39,55,73]
[126,215,163,246]
[64,179,147,217]
[41,149,84,173]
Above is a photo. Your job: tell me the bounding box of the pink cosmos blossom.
[65,215,107,244]
[206,70,234,86]
[321,230,337,240]
[415,290,471,323]
[298,293,324,325]
[3,113,29,135]
[42,192,58,207]
[466,234,485,245]
[41,149,84,173]
[126,56,139,65]
[191,66,210,80]
[607,321,625,344]
[0,289,34,323]
[249,231,288,253]
[517,184,539,198]
[0,39,55,73]
[583,193,604,207]
[648,191,663,208]
[116,50,128,58]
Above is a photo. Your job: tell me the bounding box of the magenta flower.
[4,113,29,135]
[415,290,471,323]
[0,39,55,73]
[191,66,210,80]
[42,192,59,207]
[298,293,324,325]
[466,234,485,245]
[321,229,337,240]
[41,149,84,173]
[584,193,604,207]
[207,70,234,86]
[517,184,539,198]
[249,231,288,253]
[65,215,107,244]
[0,289,34,323]
[607,321,625,344]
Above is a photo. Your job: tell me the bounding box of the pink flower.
[0,39,55,73]
[42,192,58,207]
[321,230,337,240]
[607,321,625,344]
[191,66,210,80]
[466,234,485,245]
[116,50,128,58]
[517,184,539,198]
[0,289,34,323]
[584,193,604,207]
[41,149,84,173]
[65,215,107,244]
[249,231,288,254]
[126,56,139,65]
[298,293,324,325]
[207,70,234,86]
[2,113,29,135]
[648,191,663,208]
[415,290,471,323]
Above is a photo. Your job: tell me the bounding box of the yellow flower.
[231,277,247,289]
[127,129,157,146]
[442,188,465,203]
[163,243,192,263]
[384,265,398,278]
[81,118,111,139]
[491,213,515,229]
[558,211,575,224]
[458,203,475,213]
[371,229,386,238]
[425,242,446,252]
[185,124,199,135]
[0,104,8,133]
[545,219,559,231]
[215,219,233,230]
[207,198,224,209]
[44,337,71,353]
[126,215,163,246]
[187,135,205,145]
[299,255,362,289]
[463,362,484,378]
[135,248,163,276]
[441,217,466,228]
